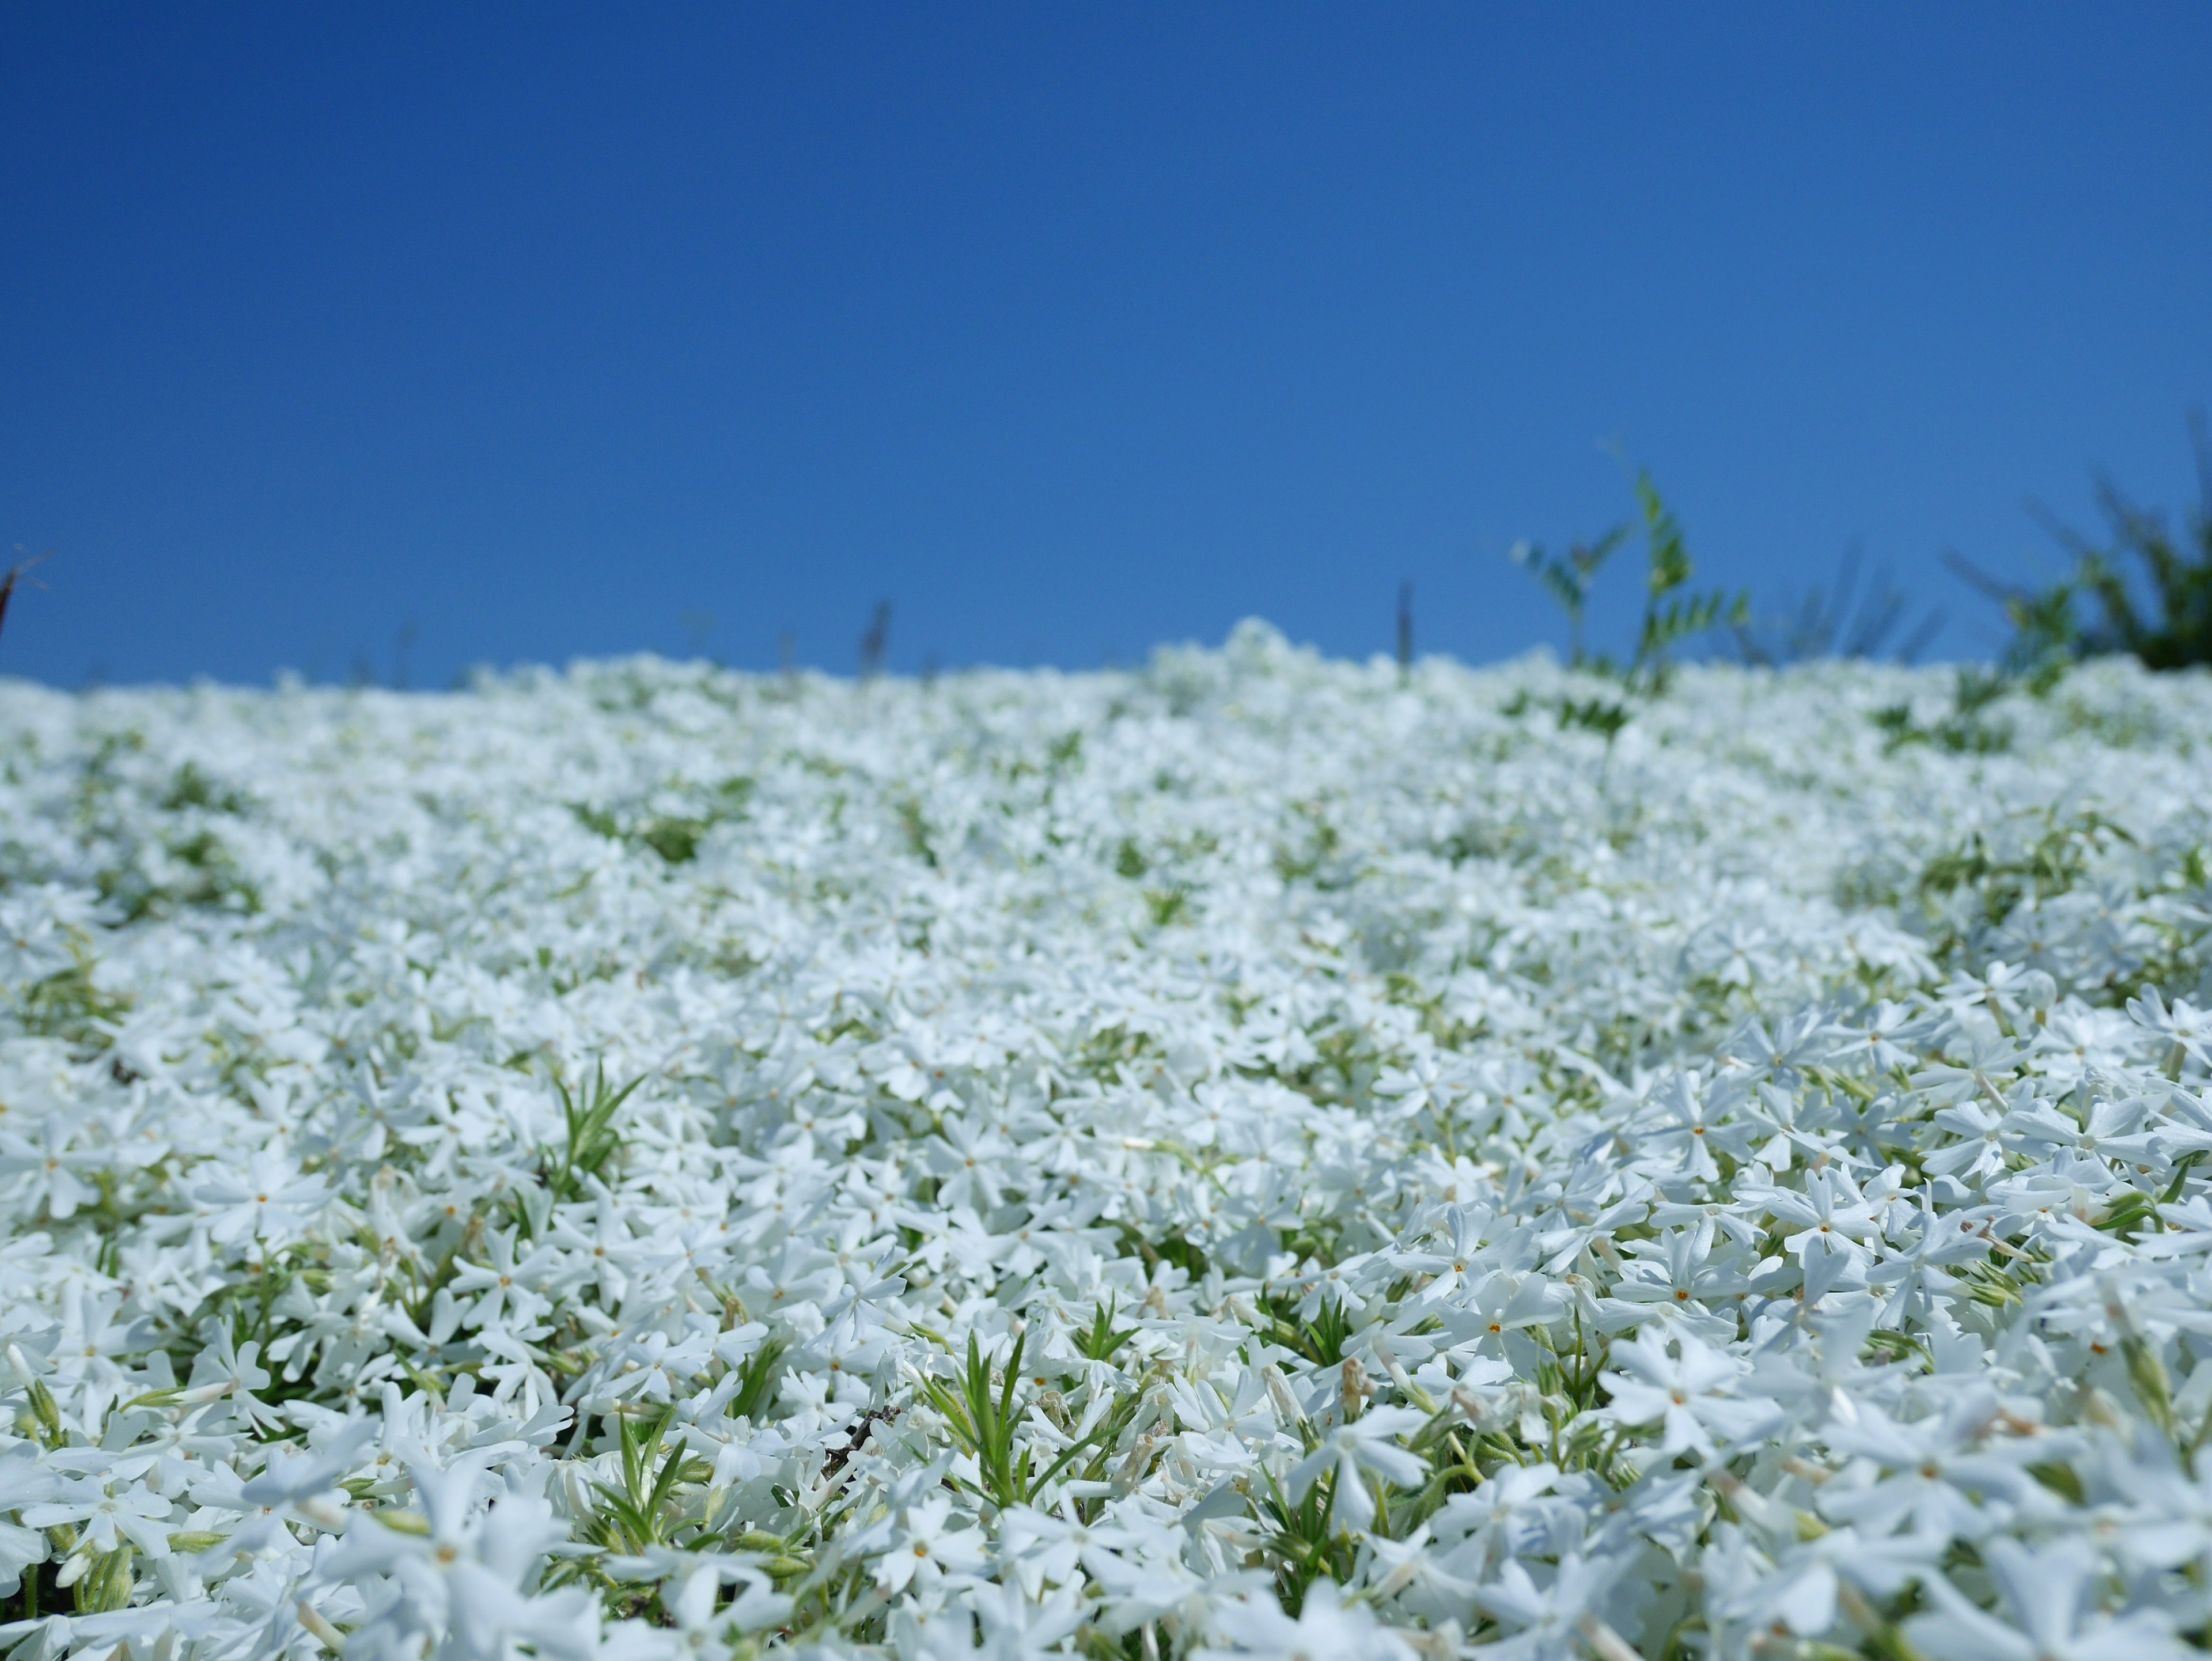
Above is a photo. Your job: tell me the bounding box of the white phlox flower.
[319,1461,600,1661]
[1286,1406,1429,1535]
[1598,1327,1783,1459]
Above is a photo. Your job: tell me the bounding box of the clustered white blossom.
[2,620,2211,1661]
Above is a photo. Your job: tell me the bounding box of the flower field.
[5,622,2212,1660]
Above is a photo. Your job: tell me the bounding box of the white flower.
[1203,1581,1415,1661]
[20,1476,173,1557]
[1598,1327,1781,1459]
[1906,1536,2191,1661]
[972,1580,1088,1661]
[2129,987,2212,1072]
[1467,1552,1628,1661]
[858,1493,988,1594]
[1638,1074,1754,1184]
[1286,1405,1429,1535]
[194,1149,331,1248]
[320,1462,599,1661]
[619,1564,793,1659]
[448,1227,562,1331]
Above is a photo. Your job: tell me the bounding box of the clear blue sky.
[4,6,2210,687]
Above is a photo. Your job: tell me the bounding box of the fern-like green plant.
[1625,471,1748,694]
[1507,467,1747,699]
[1508,525,1630,667]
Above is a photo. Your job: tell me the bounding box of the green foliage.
[1916,808,2132,926]
[16,948,132,1047]
[75,1546,137,1615]
[917,1331,1029,1512]
[1256,1463,1355,1615]
[1870,667,2017,755]
[1507,524,1628,666]
[914,1329,1124,1514]
[543,1064,646,1202]
[1143,887,1190,926]
[1995,580,2085,691]
[581,1408,713,1557]
[93,826,264,922]
[1509,467,1747,701]
[1259,1291,1354,1369]
[1272,801,1344,885]
[1627,472,1749,694]
[1075,1297,1140,1364]
[896,797,937,868]
[1556,696,1631,741]
[569,777,755,865]
[161,762,250,814]
[1956,414,2212,675]
[1115,1223,1210,1282]
[730,1334,789,1421]
[637,816,706,864]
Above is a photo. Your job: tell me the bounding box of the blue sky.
[3,6,2210,686]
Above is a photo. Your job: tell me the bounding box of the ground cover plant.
[3,626,2212,1660]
